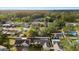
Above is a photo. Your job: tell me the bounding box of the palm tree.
[44,16,50,27]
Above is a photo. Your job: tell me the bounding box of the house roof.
[27,37,49,39]
[0,45,9,51]
[15,40,29,47]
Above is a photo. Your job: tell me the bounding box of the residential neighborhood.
[0,10,79,51]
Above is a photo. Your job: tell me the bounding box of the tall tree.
[24,27,38,38]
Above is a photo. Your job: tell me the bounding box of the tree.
[64,25,76,32]
[8,14,16,21]
[0,32,7,45]
[25,27,38,37]
[60,36,79,51]
[54,19,65,29]
[0,14,8,23]
[40,22,56,36]
[61,12,77,22]
[44,16,51,27]
[0,32,4,45]
[0,31,11,49]
[21,16,31,22]
[14,18,21,22]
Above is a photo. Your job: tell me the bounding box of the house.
[27,37,51,47]
[14,37,51,51]
[2,31,15,35]
[66,22,79,26]
[0,45,9,51]
[2,24,11,27]
[15,39,29,51]
[52,33,63,39]
[23,28,29,31]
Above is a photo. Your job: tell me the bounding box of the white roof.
[22,41,29,47]
[53,43,61,51]
[3,24,11,26]
[0,45,8,51]
[34,41,38,44]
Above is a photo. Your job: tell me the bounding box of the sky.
[0,0,79,7]
[0,0,78,10]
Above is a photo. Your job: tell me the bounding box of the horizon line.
[0,7,79,10]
